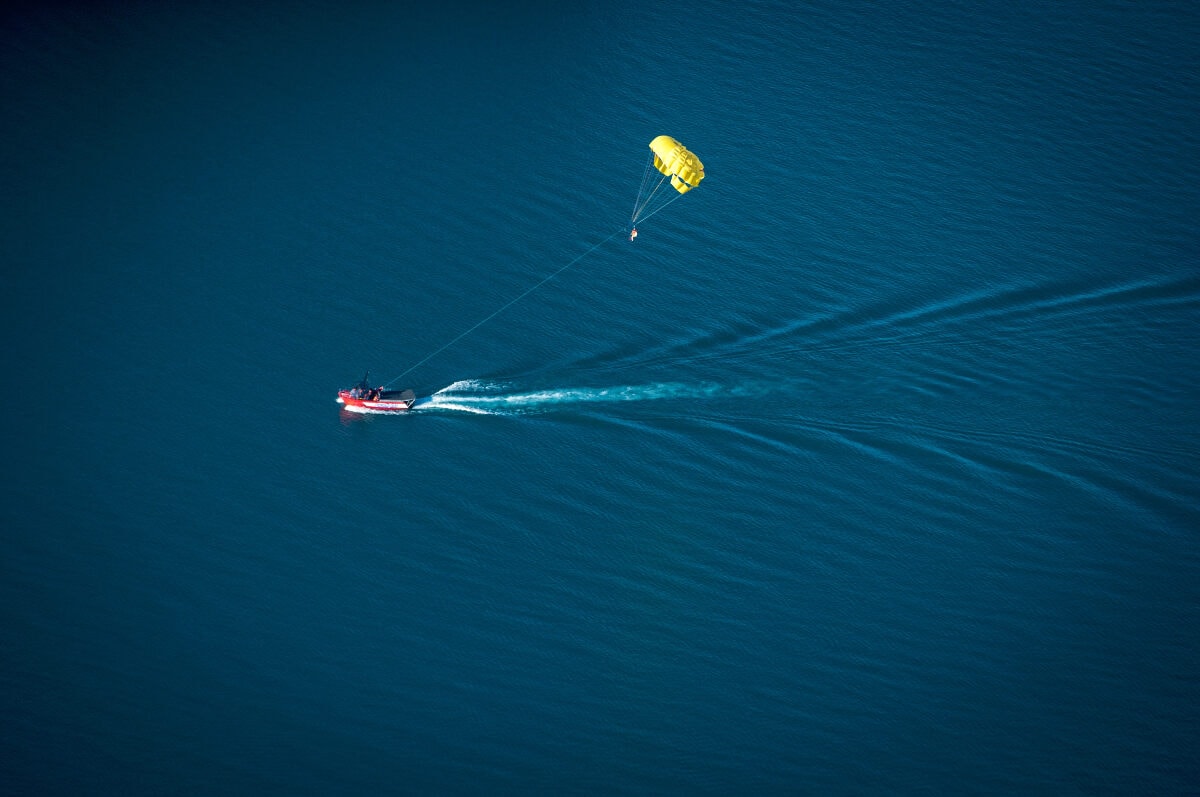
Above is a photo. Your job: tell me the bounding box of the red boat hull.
[336,389,416,413]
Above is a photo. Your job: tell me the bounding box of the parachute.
[649,135,704,194]
[631,135,704,227]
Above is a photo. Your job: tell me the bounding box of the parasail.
[631,135,705,227]
[649,135,704,194]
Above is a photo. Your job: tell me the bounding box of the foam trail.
[421,380,750,414]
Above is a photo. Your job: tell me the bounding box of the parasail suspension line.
[632,174,670,224]
[630,152,657,224]
[631,188,685,226]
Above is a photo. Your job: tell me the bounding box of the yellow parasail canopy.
[649,135,704,194]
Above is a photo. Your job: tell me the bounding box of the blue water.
[3,1,1198,793]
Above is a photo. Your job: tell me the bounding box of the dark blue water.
[3,1,1198,793]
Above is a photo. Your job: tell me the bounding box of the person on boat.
[629,227,638,241]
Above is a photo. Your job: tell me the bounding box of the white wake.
[419,379,742,415]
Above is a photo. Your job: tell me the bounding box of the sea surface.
[3,1,1198,793]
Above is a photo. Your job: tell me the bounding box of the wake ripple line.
[421,380,762,414]
[585,274,1200,370]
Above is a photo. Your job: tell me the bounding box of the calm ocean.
[3,1,1198,793]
